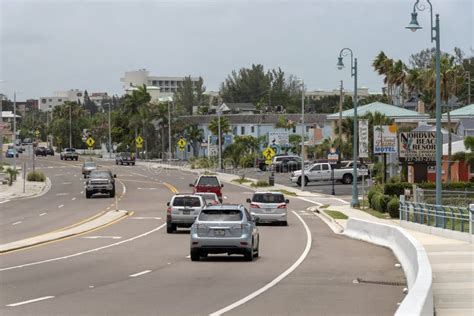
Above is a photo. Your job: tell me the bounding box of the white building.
[121,69,200,99]
[39,89,84,111]
[306,87,376,100]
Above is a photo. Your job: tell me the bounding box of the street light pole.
[69,103,72,149]
[168,101,172,161]
[217,107,222,171]
[465,71,471,104]
[406,0,442,206]
[108,102,112,158]
[337,48,359,207]
[13,92,17,171]
[300,79,305,191]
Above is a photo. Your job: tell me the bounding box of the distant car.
[35,147,47,156]
[60,148,79,161]
[45,147,54,156]
[82,161,98,178]
[195,192,220,206]
[271,155,302,173]
[166,194,206,233]
[247,192,289,226]
[85,169,116,198]
[6,148,18,158]
[115,152,135,165]
[190,204,260,261]
[190,175,224,202]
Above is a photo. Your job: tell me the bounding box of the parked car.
[190,204,260,261]
[60,148,79,161]
[166,194,206,233]
[82,161,98,178]
[45,147,55,156]
[115,152,135,165]
[291,162,364,186]
[271,155,302,173]
[35,147,47,156]
[190,175,224,202]
[246,191,289,226]
[85,169,116,198]
[6,148,18,158]
[195,192,220,206]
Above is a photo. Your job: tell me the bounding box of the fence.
[399,201,473,234]
[415,188,474,207]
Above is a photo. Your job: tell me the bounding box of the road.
[0,155,405,315]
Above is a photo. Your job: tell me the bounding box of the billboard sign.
[373,125,397,154]
[399,132,436,163]
[268,131,289,146]
[359,119,369,158]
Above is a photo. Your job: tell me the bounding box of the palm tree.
[208,116,231,135]
[184,124,204,157]
[122,85,151,154]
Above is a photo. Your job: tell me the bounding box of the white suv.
[166,194,206,233]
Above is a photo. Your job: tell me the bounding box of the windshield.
[199,209,243,221]
[84,162,96,167]
[90,171,111,179]
[252,193,285,203]
[197,176,219,186]
[173,196,201,207]
[65,148,75,152]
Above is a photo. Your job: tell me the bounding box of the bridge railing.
[399,201,473,235]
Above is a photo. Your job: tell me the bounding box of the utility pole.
[13,92,17,171]
[0,95,3,166]
[108,102,112,158]
[69,103,72,148]
[300,79,305,191]
[465,71,471,104]
[218,104,222,171]
[167,101,172,161]
[338,80,344,153]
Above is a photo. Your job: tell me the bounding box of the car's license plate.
[214,229,225,236]
[183,209,191,215]
[265,208,272,213]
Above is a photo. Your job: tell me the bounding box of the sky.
[0,0,472,100]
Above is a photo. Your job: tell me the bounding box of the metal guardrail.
[399,201,474,234]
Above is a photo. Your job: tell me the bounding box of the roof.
[178,113,327,125]
[221,103,257,111]
[443,139,472,155]
[443,104,474,118]
[1,111,21,118]
[327,102,429,120]
[457,118,474,130]
[412,123,464,143]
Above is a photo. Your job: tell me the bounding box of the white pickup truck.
[290,162,366,186]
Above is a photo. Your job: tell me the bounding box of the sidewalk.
[0,174,51,203]
[142,162,473,316]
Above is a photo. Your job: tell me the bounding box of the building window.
[152,80,157,86]
[42,99,46,103]
[48,99,52,102]
[251,126,255,133]
[58,99,62,102]
[292,127,296,133]
[77,93,82,97]
[306,126,310,132]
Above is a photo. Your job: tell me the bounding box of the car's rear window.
[199,209,243,221]
[252,193,285,203]
[197,176,219,186]
[173,196,201,207]
[85,162,96,167]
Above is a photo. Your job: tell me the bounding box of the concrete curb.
[344,218,433,316]
[316,208,345,234]
[0,176,51,203]
[0,210,130,253]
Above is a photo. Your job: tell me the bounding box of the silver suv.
[166,194,206,233]
[190,204,259,261]
[246,192,289,226]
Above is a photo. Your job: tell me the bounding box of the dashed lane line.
[129,270,151,278]
[12,221,22,226]
[39,213,47,216]
[58,205,64,208]
[6,296,55,307]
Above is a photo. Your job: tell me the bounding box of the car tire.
[342,173,353,184]
[254,240,259,258]
[120,161,123,165]
[297,176,308,186]
[281,221,288,226]
[110,189,115,198]
[115,161,118,165]
[86,191,92,199]
[166,223,176,234]
[244,243,254,261]
[132,162,135,166]
[190,250,200,261]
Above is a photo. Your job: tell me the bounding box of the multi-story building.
[39,89,84,111]
[306,87,375,100]
[121,69,200,99]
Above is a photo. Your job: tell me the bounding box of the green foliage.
[232,178,253,184]
[387,197,400,218]
[174,76,206,115]
[324,210,348,220]
[27,171,46,182]
[208,116,231,136]
[5,168,19,186]
[383,182,413,196]
[194,157,216,169]
[251,180,269,187]
[270,189,297,196]
[368,185,383,205]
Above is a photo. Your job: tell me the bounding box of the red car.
[190,175,224,202]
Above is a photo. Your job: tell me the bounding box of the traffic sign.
[327,147,339,165]
[86,137,95,147]
[262,147,276,160]
[135,136,144,145]
[136,143,143,149]
[177,138,187,150]
[35,129,40,137]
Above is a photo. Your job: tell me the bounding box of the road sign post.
[328,148,339,196]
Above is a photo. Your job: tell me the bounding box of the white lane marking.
[129,270,151,278]
[334,198,350,205]
[56,193,69,196]
[185,255,191,259]
[82,236,122,240]
[80,191,84,194]
[62,182,72,185]
[224,196,228,199]
[0,200,10,204]
[58,204,64,208]
[137,187,158,190]
[71,197,77,201]
[12,221,22,226]
[297,197,323,206]
[210,211,312,316]
[89,285,94,288]
[39,212,47,216]
[130,217,161,220]
[6,296,55,307]
[0,224,166,272]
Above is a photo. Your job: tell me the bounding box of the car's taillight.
[277,204,287,209]
[167,207,172,215]
[250,203,260,208]
[232,224,244,229]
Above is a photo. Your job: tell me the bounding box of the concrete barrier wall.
[344,219,433,316]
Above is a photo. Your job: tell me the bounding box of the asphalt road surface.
[0,155,405,315]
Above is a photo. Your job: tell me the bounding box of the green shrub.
[370,192,383,210]
[5,168,19,186]
[387,197,400,218]
[251,180,269,187]
[368,185,383,205]
[384,182,412,196]
[27,171,46,182]
[371,192,390,213]
[380,195,391,213]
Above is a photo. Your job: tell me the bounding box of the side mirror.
[246,198,251,203]
[166,202,170,206]
[113,174,117,178]
[285,199,290,204]
[189,183,194,187]
[221,184,224,187]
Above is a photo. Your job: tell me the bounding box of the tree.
[83,90,99,115]
[174,76,206,115]
[121,85,151,154]
[184,124,204,157]
[50,101,88,149]
[208,116,230,136]
[274,116,296,130]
